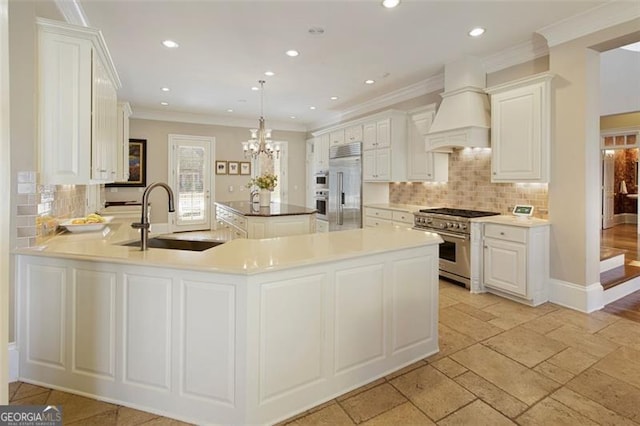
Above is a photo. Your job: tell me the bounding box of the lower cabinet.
[364,207,415,228]
[316,220,329,233]
[215,203,315,238]
[482,222,549,305]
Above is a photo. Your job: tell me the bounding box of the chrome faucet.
[131,182,175,251]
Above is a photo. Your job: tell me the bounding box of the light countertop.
[216,200,317,217]
[15,220,442,275]
[471,215,550,227]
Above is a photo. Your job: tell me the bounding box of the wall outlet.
[228,185,234,192]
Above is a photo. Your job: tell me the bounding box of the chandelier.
[242,80,280,159]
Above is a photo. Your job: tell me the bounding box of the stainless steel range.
[414,208,500,288]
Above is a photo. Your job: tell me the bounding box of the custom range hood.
[426,57,490,150]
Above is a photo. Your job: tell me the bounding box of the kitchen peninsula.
[215,200,316,238]
[15,221,441,425]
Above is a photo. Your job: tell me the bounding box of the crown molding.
[309,74,444,130]
[54,0,89,27]
[132,107,308,133]
[482,37,549,74]
[537,1,640,47]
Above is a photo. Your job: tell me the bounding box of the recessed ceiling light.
[468,27,485,37]
[330,96,339,101]
[382,0,400,8]
[308,26,325,35]
[264,71,275,76]
[285,49,299,57]
[365,79,375,85]
[309,106,316,110]
[161,40,179,48]
[227,109,233,113]
[161,87,170,92]
[160,102,169,106]
[251,86,259,91]
[290,116,296,119]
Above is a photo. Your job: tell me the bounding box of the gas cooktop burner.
[418,208,500,218]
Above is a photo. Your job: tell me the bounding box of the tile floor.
[9,280,640,425]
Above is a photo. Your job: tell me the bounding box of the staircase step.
[601,264,640,290]
[600,253,626,273]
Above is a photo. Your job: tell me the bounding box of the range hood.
[426,57,490,150]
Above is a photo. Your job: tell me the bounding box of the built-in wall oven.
[413,208,499,288]
[314,189,329,220]
[314,171,329,189]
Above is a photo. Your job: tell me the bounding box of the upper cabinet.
[486,73,554,183]
[407,105,448,182]
[115,102,132,182]
[37,18,121,185]
[361,112,407,182]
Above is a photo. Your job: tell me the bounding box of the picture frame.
[228,161,239,175]
[240,162,251,175]
[106,138,147,187]
[216,160,227,175]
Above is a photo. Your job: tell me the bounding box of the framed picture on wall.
[216,160,227,175]
[106,139,147,187]
[240,162,251,175]
[228,161,239,175]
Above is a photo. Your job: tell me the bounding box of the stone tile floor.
[9,280,640,425]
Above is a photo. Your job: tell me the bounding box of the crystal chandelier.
[242,80,280,159]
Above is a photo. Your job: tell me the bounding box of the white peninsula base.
[17,228,440,425]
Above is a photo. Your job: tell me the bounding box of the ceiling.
[75,0,609,131]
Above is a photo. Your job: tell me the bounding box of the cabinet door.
[91,53,118,182]
[345,125,363,143]
[38,31,93,184]
[491,83,543,182]
[483,238,527,297]
[363,122,377,150]
[329,129,345,146]
[407,111,434,180]
[115,102,132,182]
[375,148,391,181]
[362,150,376,181]
[376,119,391,148]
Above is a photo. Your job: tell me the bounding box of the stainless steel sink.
[121,237,224,251]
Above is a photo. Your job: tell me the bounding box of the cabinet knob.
[492,172,496,175]
[500,232,505,235]
[484,245,488,249]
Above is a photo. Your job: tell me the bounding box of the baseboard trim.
[548,279,604,313]
[600,254,625,273]
[8,342,18,382]
[603,275,640,305]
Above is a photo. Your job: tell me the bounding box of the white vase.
[259,189,271,207]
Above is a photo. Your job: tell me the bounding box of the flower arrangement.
[247,172,278,191]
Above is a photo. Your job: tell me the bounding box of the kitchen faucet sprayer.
[131,182,175,251]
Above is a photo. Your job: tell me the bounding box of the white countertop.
[15,221,442,275]
[471,215,550,227]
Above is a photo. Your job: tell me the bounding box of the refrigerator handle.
[337,171,344,225]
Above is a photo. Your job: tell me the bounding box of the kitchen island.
[215,200,317,239]
[15,222,441,425]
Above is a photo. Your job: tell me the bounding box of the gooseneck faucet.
[131,182,175,251]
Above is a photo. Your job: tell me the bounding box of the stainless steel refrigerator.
[328,142,362,231]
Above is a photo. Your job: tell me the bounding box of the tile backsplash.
[389,148,549,218]
[15,171,87,247]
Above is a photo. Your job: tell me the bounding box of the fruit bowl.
[60,216,114,233]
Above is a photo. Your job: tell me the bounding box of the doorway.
[168,134,215,232]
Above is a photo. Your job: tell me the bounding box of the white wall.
[600,47,640,115]
[105,118,308,223]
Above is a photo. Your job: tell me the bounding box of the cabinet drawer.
[230,213,247,230]
[484,224,527,243]
[365,208,393,220]
[364,216,393,228]
[392,211,413,224]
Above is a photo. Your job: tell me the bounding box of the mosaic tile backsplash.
[389,148,549,218]
[15,171,87,247]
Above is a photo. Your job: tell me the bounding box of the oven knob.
[451,223,459,229]
[460,224,467,230]
[439,223,446,229]
[446,222,453,229]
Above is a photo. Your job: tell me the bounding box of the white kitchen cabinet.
[344,124,363,143]
[329,129,345,146]
[486,73,553,183]
[362,111,407,182]
[407,106,449,182]
[482,221,550,306]
[115,102,132,182]
[215,202,315,239]
[37,18,121,185]
[364,207,393,227]
[316,220,329,233]
[313,134,330,172]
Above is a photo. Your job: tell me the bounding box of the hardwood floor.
[601,223,640,323]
